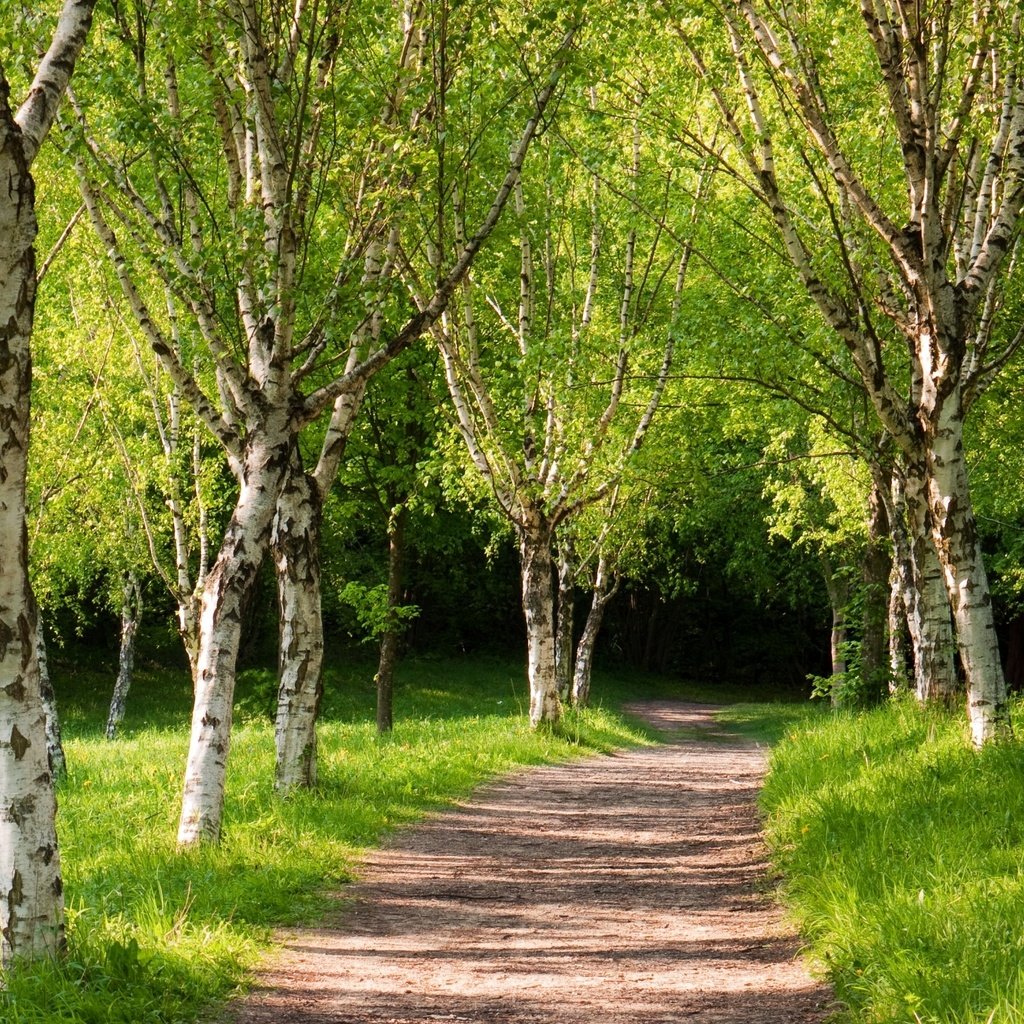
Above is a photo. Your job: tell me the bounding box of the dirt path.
[228,701,832,1024]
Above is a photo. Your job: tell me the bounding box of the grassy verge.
[754,695,1024,1024]
[1,653,656,1023]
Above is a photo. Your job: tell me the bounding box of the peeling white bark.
[571,552,618,708]
[106,574,142,740]
[272,453,323,794]
[37,628,66,781]
[925,389,1009,742]
[0,0,95,965]
[178,434,291,845]
[702,4,1021,740]
[519,521,561,727]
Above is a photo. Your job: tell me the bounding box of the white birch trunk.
[0,128,65,968]
[106,574,141,740]
[884,472,913,691]
[820,557,849,689]
[36,627,67,781]
[519,519,561,727]
[554,539,575,702]
[571,552,617,708]
[271,453,323,794]
[0,0,97,946]
[925,393,1010,743]
[903,459,959,704]
[178,435,290,845]
[887,577,909,691]
[712,4,1022,741]
[860,481,890,702]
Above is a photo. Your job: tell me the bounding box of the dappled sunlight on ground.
[231,702,832,1023]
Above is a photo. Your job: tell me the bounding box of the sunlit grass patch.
[758,695,1024,1024]
[1,654,654,1023]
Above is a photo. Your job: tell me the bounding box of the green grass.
[1,652,661,1023]
[755,695,1024,1024]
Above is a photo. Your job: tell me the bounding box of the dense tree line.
[4,0,1024,965]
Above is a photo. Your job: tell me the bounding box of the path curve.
[229,701,832,1023]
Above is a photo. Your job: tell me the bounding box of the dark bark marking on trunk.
[5,794,36,827]
[0,620,13,662]
[9,725,29,760]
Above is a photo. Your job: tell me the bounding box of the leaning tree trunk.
[519,516,561,727]
[0,141,65,965]
[178,435,290,845]
[376,502,409,734]
[903,456,959,705]
[271,452,324,794]
[106,573,141,740]
[554,537,575,702]
[571,552,618,708]
[924,388,1011,743]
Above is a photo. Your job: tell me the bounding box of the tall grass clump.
[0,654,653,1023]
[759,694,1024,1024]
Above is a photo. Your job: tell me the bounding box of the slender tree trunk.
[271,375,368,789]
[820,556,849,697]
[36,626,66,782]
[106,573,141,740]
[178,594,201,684]
[883,470,913,691]
[0,0,95,963]
[887,578,909,691]
[903,456,959,704]
[860,481,890,704]
[173,432,208,683]
[376,503,409,734]
[924,392,1011,743]
[554,537,575,702]
[271,452,324,794]
[178,434,290,845]
[0,136,65,967]
[519,517,561,727]
[571,552,618,708]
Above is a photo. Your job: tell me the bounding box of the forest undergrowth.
[724,696,1024,1024]
[0,654,663,1024]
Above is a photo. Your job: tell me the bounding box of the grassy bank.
[2,654,656,1023]
[752,696,1024,1024]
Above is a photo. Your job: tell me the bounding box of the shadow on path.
[229,701,833,1024]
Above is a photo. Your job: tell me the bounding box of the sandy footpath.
[227,701,832,1024]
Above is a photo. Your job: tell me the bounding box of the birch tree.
[684,1,1024,742]
[426,90,697,726]
[73,0,579,840]
[563,485,644,706]
[0,0,96,966]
